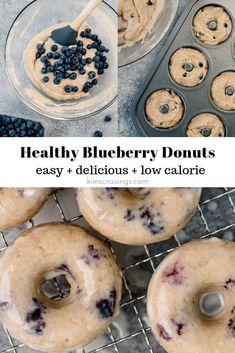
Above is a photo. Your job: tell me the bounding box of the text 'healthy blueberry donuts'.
[147,238,235,353]
[211,71,235,110]
[0,188,52,231]
[169,48,208,87]
[77,188,201,245]
[0,223,122,353]
[193,5,232,46]
[145,89,184,129]
[187,113,225,137]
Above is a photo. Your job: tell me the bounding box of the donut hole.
[37,268,77,308]
[41,274,71,301]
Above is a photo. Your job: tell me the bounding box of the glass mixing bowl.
[5,0,117,120]
[118,0,179,67]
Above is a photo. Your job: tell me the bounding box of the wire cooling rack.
[1,187,235,353]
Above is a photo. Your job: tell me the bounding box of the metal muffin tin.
[131,0,235,137]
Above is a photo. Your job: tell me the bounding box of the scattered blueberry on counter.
[93,130,103,137]
[35,27,110,95]
[0,115,45,137]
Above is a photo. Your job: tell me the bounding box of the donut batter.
[193,5,232,46]
[187,113,225,137]
[145,89,184,129]
[0,223,122,353]
[118,0,165,46]
[169,48,208,87]
[211,71,235,110]
[0,188,52,231]
[23,23,109,101]
[77,188,201,245]
[147,238,235,353]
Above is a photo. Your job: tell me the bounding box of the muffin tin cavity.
[186,113,225,137]
[193,5,232,46]
[169,47,208,87]
[211,71,235,110]
[145,89,184,129]
[131,0,235,137]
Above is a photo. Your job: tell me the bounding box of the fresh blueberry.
[88,71,96,79]
[93,130,103,137]
[64,85,72,93]
[103,62,109,69]
[92,79,98,86]
[39,47,46,54]
[41,67,47,74]
[77,40,83,47]
[87,44,92,50]
[53,52,61,60]
[91,42,98,49]
[86,58,92,64]
[95,62,103,70]
[47,52,53,59]
[36,52,41,59]
[8,129,16,137]
[20,131,27,137]
[51,44,58,52]
[54,78,61,85]
[78,64,84,71]
[47,66,53,73]
[93,56,100,63]
[80,31,85,37]
[81,48,87,55]
[100,56,107,62]
[104,115,112,123]
[91,34,98,41]
[73,86,79,92]
[79,69,86,75]
[40,55,48,63]
[63,72,70,79]
[66,50,73,57]
[72,57,79,65]
[70,73,77,80]
[85,28,91,34]
[81,59,86,66]
[61,46,68,53]
[42,76,49,83]
[61,54,67,61]
[98,68,104,75]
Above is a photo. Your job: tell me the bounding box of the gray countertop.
[119,0,188,137]
[0,0,117,137]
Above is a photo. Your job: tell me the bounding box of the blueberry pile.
[0,115,44,137]
[36,28,109,94]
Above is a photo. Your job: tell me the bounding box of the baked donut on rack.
[77,188,201,245]
[147,238,235,353]
[0,223,122,352]
[0,188,52,231]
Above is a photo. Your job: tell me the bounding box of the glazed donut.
[145,89,184,129]
[77,188,201,245]
[147,238,235,353]
[211,71,235,111]
[193,5,232,46]
[0,188,52,231]
[169,48,208,87]
[187,113,225,137]
[0,223,122,353]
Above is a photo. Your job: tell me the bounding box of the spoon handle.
[70,0,102,30]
